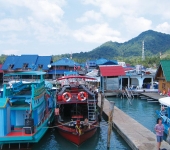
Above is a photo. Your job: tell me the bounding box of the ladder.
[124,87,134,99]
[87,96,97,121]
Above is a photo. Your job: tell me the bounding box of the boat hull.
[58,126,97,146]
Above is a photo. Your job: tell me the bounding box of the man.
[155,118,164,150]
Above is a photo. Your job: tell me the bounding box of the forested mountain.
[1,30,170,66]
[71,30,170,61]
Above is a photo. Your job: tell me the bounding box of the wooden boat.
[55,75,100,146]
[0,71,55,149]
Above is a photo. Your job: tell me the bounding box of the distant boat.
[156,97,170,134]
[0,71,55,148]
[55,75,100,146]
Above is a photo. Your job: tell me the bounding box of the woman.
[155,118,164,150]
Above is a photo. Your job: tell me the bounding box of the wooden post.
[167,128,170,144]
[100,92,105,119]
[107,101,115,149]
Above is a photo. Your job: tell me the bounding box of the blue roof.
[2,55,52,71]
[13,55,38,69]
[36,56,52,70]
[102,60,118,65]
[51,58,79,67]
[2,56,19,70]
[96,58,108,65]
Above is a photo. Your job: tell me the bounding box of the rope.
[38,122,107,129]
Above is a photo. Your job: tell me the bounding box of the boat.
[0,71,55,148]
[156,97,170,134]
[55,75,100,146]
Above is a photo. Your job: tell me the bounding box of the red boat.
[55,75,100,146]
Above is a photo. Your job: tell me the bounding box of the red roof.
[99,65,125,77]
[0,64,3,73]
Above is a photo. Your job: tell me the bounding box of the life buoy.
[62,92,71,102]
[78,91,88,101]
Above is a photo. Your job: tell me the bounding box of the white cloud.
[155,22,170,34]
[82,0,139,18]
[123,16,152,34]
[2,34,28,44]
[5,0,65,23]
[73,23,122,43]
[2,49,20,55]
[0,18,27,31]
[76,10,102,23]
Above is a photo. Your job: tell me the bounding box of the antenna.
[142,40,145,61]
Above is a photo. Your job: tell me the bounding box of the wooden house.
[155,60,170,93]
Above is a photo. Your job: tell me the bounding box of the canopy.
[4,71,46,76]
[159,97,170,107]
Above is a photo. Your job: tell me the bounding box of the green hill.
[71,30,170,60]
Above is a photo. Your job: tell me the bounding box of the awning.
[99,65,125,77]
[159,97,170,107]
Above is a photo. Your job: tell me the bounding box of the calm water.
[0,83,130,150]
[107,97,160,133]
[32,118,131,150]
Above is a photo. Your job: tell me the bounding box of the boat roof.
[159,97,170,107]
[57,75,96,81]
[4,71,46,76]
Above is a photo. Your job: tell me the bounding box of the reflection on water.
[107,97,161,133]
[32,119,131,150]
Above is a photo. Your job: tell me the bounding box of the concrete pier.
[140,93,166,100]
[98,95,170,150]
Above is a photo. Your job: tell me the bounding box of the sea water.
[32,118,131,150]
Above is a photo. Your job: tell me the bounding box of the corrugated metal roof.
[36,56,52,70]
[13,55,38,69]
[2,56,19,70]
[99,65,125,77]
[2,55,52,71]
[51,58,79,67]
[160,60,170,81]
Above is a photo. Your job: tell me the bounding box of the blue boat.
[0,71,55,148]
[156,97,170,135]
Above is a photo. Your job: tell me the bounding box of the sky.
[0,0,170,56]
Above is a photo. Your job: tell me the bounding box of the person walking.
[155,118,164,150]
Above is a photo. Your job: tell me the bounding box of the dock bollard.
[107,101,115,149]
